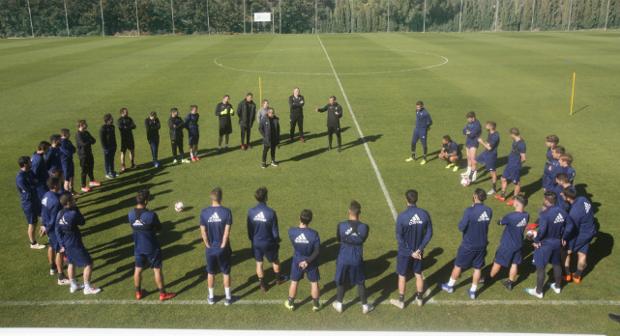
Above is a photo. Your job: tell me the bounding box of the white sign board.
[254,12,272,22]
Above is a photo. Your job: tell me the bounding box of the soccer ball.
[174,201,184,213]
[460,176,470,187]
[525,223,539,240]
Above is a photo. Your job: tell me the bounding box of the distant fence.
[1,0,618,38]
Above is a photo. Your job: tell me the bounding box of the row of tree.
[1,0,618,37]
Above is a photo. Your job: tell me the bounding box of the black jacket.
[237,100,256,128]
[289,95,305,116]
[145,117,161,142]
[215,102,234,126]
[76,130,96,158]
[117,116,136,140]
[99,124,117,151]
[168,116,184,140]
[317,102,343,128]
[259,116,280,146]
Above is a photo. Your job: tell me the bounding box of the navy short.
[334,263,365,286]
[135,249,163,269]
[205,247,231,275]
[62,162,74,179]
[22,204,39,224]
[465,140,479,149]
[502,165,522,184]
[455,245,486,269]
[494,246,522,267]
[542,174,555,190]
[252,243,279,263]
[396,254,423,276]
[568,235,594,254]
[120,137,135,152]
[477,152,497,171]
[290,260,320,282]
[48,233,62,252]
[188,132,199,146]
[35,185,48,203]
[65,246,92,267]
[533,244,561,269]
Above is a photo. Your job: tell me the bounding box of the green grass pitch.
[0,32,619,334]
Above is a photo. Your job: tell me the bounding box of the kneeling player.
[439,135,459,172]
[247,187,286,291]
[488,195,529,290]
[129,190,176,301]
[285,209,321,312]
[200,187,233,305]
[525,192,569,298]
[442,188,492,299]
[476,121,500,194]
[41,177,69,284]
[390,189,432,309]
[496,128,526,205]
[332,201,373,314]
[563,188,596,284]
[56,194,101,295]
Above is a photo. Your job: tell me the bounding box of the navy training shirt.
[534,205,569,246]
[129,208,162,255]
[568,196,597,238]
[288,227,320,263]
[336,220,369,266]
[396,205,433,256]
[200,206,233,247]
[16,170,38,205]
[41,191,62,231]
[463,120,482,146]
[247,203,280,246]
[415,108,432,130]
[486,132,500,155]
[458,203,493,250]
[498,211,530,251]
[55,208,86,248]
[507,139,526,167]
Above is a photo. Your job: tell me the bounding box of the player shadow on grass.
[339,134,383,152]
[470,156,509,184]
[279,127,352,148]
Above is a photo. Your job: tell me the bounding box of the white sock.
[224,287,231,299]
[470,285,477,292]
[208,288,214,299]
[84,282,91,289]
[465,167,471,175]
[447,278,456,287]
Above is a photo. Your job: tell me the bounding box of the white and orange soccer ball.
[174,201,184,213]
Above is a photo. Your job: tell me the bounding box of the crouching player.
[476,121,500,195]
[41,177,70,284]
[56,194,101,295]
[488,195,529,290]
[285,209,321,312]
[562,188,597,284]
[247,187,287,291]
[442,189,492,299]
[390,189,433,309]
[332,201,373,314]
[525,192,569,299]
[129,190,176,301]
[496,128,526,206]
[439,135,459,172]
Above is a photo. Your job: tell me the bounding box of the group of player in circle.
[14,93,597,313]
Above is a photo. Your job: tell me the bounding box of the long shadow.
[280,127,351,147]
[426,258,457,300]
[521,176,543,198]
[279,147,328,163]
[339,134,383,152]
[167,265,205,296]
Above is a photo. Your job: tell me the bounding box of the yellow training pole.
[259,76,263,103]
[569,72,576,116]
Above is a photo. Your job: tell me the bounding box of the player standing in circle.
[145,111,161,168]
[289,87,306,143]
[496,128,526,206]
[238,93,257,150]
[406,101,432,165]
[215,95,234,152]
[390,189,433,309]
[185,105,200,162]
[316,96,343,152]
[117,107,136,172]
[562,188,597,284]
[462,111,482,182]
[476,121,500,195]
[259,108,281,168]
[16,156,45,249]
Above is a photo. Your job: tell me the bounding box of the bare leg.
[154,268,164,290]
[490,262,502,278]
[83,264,92,284]
[397,275,406,296]
[256,261,264,279]
[415,273,424,293]
[55,252,64,274]
[508,264,518,282]
[134,267,142,289]
[310,282,320,299]
[450,266,462,282]
[288,281,298,299]
[472,268,481,287]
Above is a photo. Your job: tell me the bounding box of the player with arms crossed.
[442,188,492,299]
[332,200,373,314]
[129,190,176,301]
[247,187,287,292]
[390,189,433,308]
[200,187,233,305]
[285,209,321,312]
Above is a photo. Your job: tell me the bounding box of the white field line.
[316,34,398,220]
[1,298,618,307]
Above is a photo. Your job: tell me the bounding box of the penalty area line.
[0,299,619,307]
[316,34,398,220]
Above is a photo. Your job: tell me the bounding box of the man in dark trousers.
[215,95,234,151]
[117,107,136,172]
[259,108,280,169]
[289,87,305,143]
[316,96,343,152]
[238,93,256,150]
[405,101,432,165]
[76,120,99,193]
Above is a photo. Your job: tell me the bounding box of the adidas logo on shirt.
[409,214,423,225]
[516,218,527,227]
[208,212,222,223]
[584,202,591,214]
[132,219,144,227]
[41,197,48,207]
[294,233,309,244]
[478,211,490,222]
[253,211,267,222]
[59,216,68,226]
[345,227,358,236]
[553,213,565,224]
